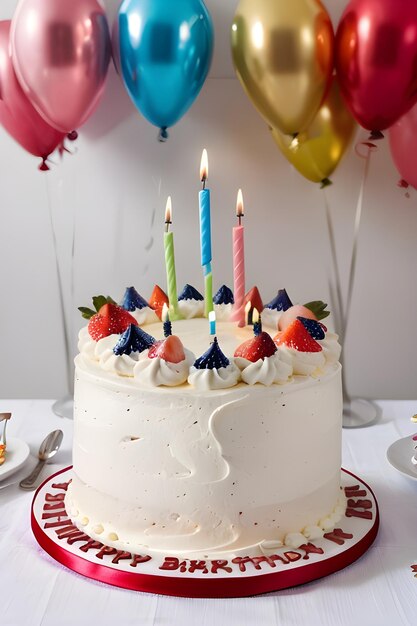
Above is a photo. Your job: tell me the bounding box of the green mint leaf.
[303,300,330,321]
[78,306,96,320]
[92,295,109,312]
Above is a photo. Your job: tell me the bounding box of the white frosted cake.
[66,286,344,558]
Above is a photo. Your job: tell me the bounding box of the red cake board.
[31,467,379,598]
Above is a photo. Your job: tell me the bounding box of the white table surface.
[1,399,417,626]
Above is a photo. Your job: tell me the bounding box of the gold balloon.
[271,77,357,185]
[231,0,334,136]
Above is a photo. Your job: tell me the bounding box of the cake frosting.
[67,289,344,559]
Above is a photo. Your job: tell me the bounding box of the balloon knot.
[39,158,50,172]
[320,178,333,189]
[67,130,78,141]
[158,127,169,142]
[368,130,384,141]
[398,178,409,189]
[355,140,378,158]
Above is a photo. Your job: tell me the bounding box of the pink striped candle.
[232,189,246,326]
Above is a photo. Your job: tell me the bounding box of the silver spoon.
[19,430,64,491]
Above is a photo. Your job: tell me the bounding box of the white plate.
[0,437,31,482]
[387,434,417,481]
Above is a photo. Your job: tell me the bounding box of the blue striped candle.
[199,149,213,315]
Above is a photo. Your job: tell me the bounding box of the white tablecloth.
[1,399,416,626]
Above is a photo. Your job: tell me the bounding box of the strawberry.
[234,331,277,362]
[88,303,137,341]
[274,319,322,353]
[148,335,186,364]
[149,284,169,319]
[278,305,317,331]
[244,286,263,315]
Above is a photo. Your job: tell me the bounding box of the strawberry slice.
[149,285,169,319]
[234,331,277,362]
[244,286,263,314]
[274,319,322,353]
[88,303,137,341]
[148,335,186,364]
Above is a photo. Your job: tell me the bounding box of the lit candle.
[199,149,213,317]
[161,303,172,337]
[209,310,216,336]
[231,189,246,327]
[164,197,181,320]
[252,308,262,336]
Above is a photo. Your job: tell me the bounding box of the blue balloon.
[117,0,214,138]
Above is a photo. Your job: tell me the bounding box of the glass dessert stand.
[52,395,74,420]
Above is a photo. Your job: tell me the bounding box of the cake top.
[78,286,339,390]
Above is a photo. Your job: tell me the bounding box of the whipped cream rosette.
[134,331,194,387]
[275,318,325,376]
[188,337,240,390]
[98,324,156,377]
[262,288,294,330]
[213,284,234,321]
[121,286,158,325]
[177,284,204,319]
[234,315,292,385]
[318,332,342,364]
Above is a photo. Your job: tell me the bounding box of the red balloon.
[335,0,417,132]
[0,21,65,169]
[11,0,111,133]
[389,104,417,189]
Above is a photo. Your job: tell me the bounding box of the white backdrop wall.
[0,0,416,400]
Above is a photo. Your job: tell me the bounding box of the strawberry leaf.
[303,300,330,321]
[78,306,96,320]
[93,295,110,312]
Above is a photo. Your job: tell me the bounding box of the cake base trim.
[31,467,379,598]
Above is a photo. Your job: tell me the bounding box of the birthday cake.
[66,285,344,559]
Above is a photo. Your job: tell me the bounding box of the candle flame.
[236,189,244,218]
[252,307,259,324]
[200,148,208,182]
[245,300,251,325]
[162,302,169,322]
[165,196,172,224]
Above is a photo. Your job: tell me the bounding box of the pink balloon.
[336,0,417,132]
[0,20,65,169]
[389,104,417,189]
[11,0,111,133]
